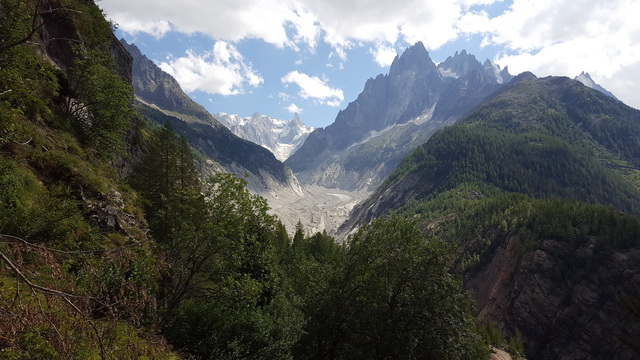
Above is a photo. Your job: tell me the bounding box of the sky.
[100,0,640,129]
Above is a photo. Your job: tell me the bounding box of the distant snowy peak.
[215,112,314,161]
[575,72,618,100]
[436,50,512,84]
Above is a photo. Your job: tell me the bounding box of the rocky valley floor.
[264,185,371,238]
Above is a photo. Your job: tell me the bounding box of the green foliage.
[508,329,526,360]
[0,0,60,144]
[131,125,304,358]
[296,216,487,359]
[65,0,118,50]
[31,149,109,192]
[478,321,507,349]
[61,49,134,156]
[0,157,97,246]
[131,124,202,243]
[388,124,640,216]
[164,278,303,360]
[398,182,640,282]
[159,173,304,359]
[0,1,179,358]
[0,0,32,49]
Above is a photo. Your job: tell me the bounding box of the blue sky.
[103,0,640,129]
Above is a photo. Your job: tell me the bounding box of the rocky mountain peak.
[438,49,483,79]
[215,112,313,161]
[287,45,511,191]
[437,50,513,85]
[576,71,595,86]
[120,38,222,127]
[388,41,438,79]
[575,71,618,99]
[291,113,302,125]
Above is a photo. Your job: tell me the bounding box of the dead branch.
[0,1,83,54]
[0,251,86,300]
[12,138,32,145]
[0,0,45,53]
[1,233,107,255]
[0,250,106,359]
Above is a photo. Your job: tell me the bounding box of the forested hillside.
[343,73,640,232]
[339,74,640,359]
[0,1,500,359]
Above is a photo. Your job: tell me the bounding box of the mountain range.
[340,72,639,234]
[337,70,640,359]
[5,2,640,359]
[120,39,303,196]
[119,38,640,360]
[285,43,512,191]
[215,112,313,161]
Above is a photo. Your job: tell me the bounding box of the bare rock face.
[39,1,132,84]
[122,40,302,196]
[466,235,640,360]
[286,43,508,192]
[120,39,218,126]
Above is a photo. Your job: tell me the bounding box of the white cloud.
[100,0,499,60]
[101,0,319,49]
[278,92,292,101]
[281,71,344,106]
[101,0,640,109]
[286,103,303,114]
[158,41,263,96]
[112,14,172,39]
[487,0,640,108]
[370,43,398,67]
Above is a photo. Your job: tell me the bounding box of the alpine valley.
[1,1,640,360]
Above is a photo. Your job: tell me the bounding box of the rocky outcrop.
[120,39,218,125]
[36,1,132,84]
[466,235,640,360]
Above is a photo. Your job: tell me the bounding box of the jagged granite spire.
[575,72,618,100]
[286,44,511,191]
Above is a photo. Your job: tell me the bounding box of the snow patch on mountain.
[215,112,314,161]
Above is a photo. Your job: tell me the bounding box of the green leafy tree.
[162,173,303,359]
[0,0,60,144]
[508,329,526,360]
[61,50,133,156]
[298,216,487,359]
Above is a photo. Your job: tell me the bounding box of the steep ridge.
[286,43,510,191]
[215,112,313,161]
[120,40,219,125]
[410,189,640,360]
[575,71,618,100]
[120,40,302,195]
[462,208,640,360]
